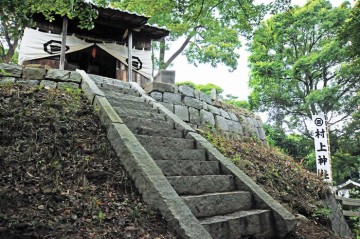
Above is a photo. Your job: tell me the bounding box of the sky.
[166,0,347,101]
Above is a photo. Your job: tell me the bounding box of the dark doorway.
[66,45,116,78]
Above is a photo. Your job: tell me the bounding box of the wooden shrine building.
[19,3,169,86]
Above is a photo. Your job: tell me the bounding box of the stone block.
[0,63,22,77]
[189,107,200,125]
[144,82,176,93]
[150,91,163,101]
[219,108,231,119]
[57,82,79,90]
[258,128,266,141]
[22,67,46,80]
[229,112,239,121]
[179,85,195,97]
[69,71,82,83]
[208,105,220,115]
[93,96,123,129]
[40,80,57,89]
[215,115,229,132]
[183,96,202,109]
[174,104,189,122]
[154,70,175,84]
[228,121,243,135]
[46,69,70,81]
[16,79,39,86]
[163,92,181,104]
[194,90,200,100]
[160,102,174,112]
[200,109,215,126]
[211,88,217,101]
[199,92,212,104]
[202,102,208,110]
[0,77,15,84]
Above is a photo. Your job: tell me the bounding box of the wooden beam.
[59,16,68,70]
[127,30,133,82]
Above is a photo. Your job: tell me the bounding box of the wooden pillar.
[59,16,68,70]
[127,29,133,82]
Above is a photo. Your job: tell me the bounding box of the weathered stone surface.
[258,128,266,141]
[200,209,274,239]
[208,105,220,115]
[200,109,215,126]
[40,80,57,89]
[183,191,252,218]
[150,91,163,101]
[202,102,208,110]
[215,115,229,132]
[22,67,46,80]
[159,102,174,112]
[155,160,219,176]
[69,71,82,83]
[167,175,235,195]
[219,108,231,119]
[179,85,195,97]
[122,116,174,130]
[57,82,79,90]
[210,88,217,101]
[0,77,15,84]
[0,63,22,77]
[144,82,176,93]
[93,96,123,128]
[16,79,39,86]
[189,107,200,125]
[228,121,243,135]
[154,70,175,84]
[229,112,239,121]
[194,90,200,100]
[78,69,105,103]
[175,104,189,122]
[199,92,212,104]
[146,147,206,161]
[163,92,181,104]
[46,69,70,81]
[136,135,194,149]
[183,96,202,109]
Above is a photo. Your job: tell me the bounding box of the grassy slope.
[0,84,175,239]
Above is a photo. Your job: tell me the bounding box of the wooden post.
[127,29,133,82]
[59,16,68,70]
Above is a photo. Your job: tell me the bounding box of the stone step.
[167,175,235,195]
[199,210,274,239]
[114,107,167,121]
[128,126,184,138]
[98,84,140,96]
[182,191,252,218]
[136,135,195,149]
[105,92,145,103]
[155,160,219,176]
[146,147,207,161]
[107,98,157,112]
[123,116,174,131]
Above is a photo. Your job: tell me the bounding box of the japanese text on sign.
[312,115,332,183]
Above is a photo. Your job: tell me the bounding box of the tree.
[0,0,98,63]
[249,0,359,182]
[248,0,358,137]
[109,0,291,71]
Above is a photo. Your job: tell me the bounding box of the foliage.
[248,0,358,136]
[108,0,291,70]
[175,81,196,89]
[224,99,251,110]
[0,0,98,63]
[176,81,223,96]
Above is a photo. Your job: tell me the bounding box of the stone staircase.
[84,73,296,239]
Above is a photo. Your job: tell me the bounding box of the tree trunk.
[3,40,18,63]
[159,38,165,70]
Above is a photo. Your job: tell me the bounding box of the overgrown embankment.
[202,131,350,239]
[0,84,175,239]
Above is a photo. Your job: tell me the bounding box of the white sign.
[312,114,332,183]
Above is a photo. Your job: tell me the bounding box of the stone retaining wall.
[144,82,266,141]
[0,63,82,90]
